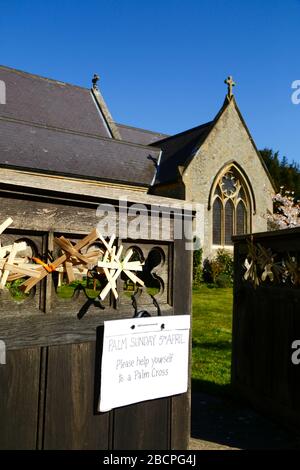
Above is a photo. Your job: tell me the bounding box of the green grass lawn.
[192,284,233,396]
[56,280,102,299]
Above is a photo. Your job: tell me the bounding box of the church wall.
[149,180,186,200]
[182,100,274,260]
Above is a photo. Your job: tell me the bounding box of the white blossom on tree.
[267,187,300,230]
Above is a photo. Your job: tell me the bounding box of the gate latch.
[132,294,161,318]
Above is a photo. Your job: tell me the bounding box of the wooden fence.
[232,227,300,429]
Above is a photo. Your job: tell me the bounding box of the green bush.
[193,247,203,287]
[215,273,232,288]
[215,249,234,280]
[203,249,234,287]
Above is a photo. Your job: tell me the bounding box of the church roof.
[117,123,168,145]
[0,66,160,187]
[0,65,111,137]
[152,121,213,184]
[0,66,275,192]
[0,119,159,186]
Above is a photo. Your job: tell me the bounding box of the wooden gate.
[0,182,192,449]
[232,228,300,429]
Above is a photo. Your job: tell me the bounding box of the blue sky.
[1,0,300,164]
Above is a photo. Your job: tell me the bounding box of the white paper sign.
[99,315,190,412]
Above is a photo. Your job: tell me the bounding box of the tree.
[267,188,300,230]
[260,148,300,199]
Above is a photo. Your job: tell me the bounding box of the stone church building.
[0,65,275,259]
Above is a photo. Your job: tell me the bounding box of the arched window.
[236,200,247,235]
[213,198,222,245]
[225,199,234,245]
[211,168,250,246]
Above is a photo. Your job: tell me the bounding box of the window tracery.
[212,169,250,246]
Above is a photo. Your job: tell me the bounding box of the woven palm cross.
[97,232,144,300]
[0,221,145,300]
[0,217,41,289]
[21,229,101,293]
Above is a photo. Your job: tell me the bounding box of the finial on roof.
[92,73,100,90]
[224,75,235,98]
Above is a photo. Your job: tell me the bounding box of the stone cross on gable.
[224,75,235,98]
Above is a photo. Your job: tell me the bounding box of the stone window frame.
[210,164,253,246]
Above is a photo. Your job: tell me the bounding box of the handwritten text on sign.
[99,315,190,412]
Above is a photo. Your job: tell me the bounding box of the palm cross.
[97,232,144,300]
[0,217,40,289]
[0,219,145,300]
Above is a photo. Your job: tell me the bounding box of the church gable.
[183,95,274,242]
[183,96,275,202]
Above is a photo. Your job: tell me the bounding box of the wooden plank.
[250,291,268,395]
[170,237,192,449]
[173,242,192,449]
[0,306,174,350]
[113,398,170,450]
[0,196,175,241]
[231,243,240,386]
[173,238,192,315]
[170,393,190,450]
[290,296,300,413]
[43,342,109,450]
[0,347,40,449]
[270,292,293,406]
[236,288,251,387]
[36,347,48,450]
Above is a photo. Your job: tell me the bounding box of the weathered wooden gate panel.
[171,238,192,449]
[43,342,109,450]
[0,186,192,449]
[232,228,300,429]
[0,348,41,449]
[113,399,170,450]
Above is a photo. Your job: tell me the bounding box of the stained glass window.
[236,201,246,235]
[225,200,234,245]
[212,169,250,246]
[213,198,222,245]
